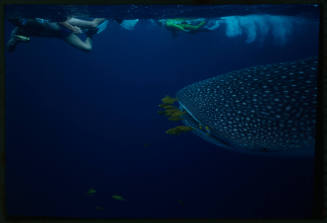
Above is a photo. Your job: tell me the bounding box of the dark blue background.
[5,7,319,219]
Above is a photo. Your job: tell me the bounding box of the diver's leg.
[63,33,92,52]
[66,17,105,29]
[9,27,19,36]
[7,27,23,52]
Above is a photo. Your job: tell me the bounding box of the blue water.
[5,5,320,219]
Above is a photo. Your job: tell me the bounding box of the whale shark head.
[176,58,318,155]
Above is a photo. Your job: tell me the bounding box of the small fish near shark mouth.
[172,57,318,155]
[178,101,235,150]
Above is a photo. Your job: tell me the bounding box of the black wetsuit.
[10,18,72,38]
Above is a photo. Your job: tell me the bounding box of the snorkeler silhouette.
[7,17,108,52]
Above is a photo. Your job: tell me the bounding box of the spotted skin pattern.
[176,58,318,153]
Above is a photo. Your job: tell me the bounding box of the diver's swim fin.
[96,20,108,34]
[15,35,30,42]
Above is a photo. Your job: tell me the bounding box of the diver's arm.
[59,21,82,34]
[182,21,206,31]
[172,24,188,32]
[196,21,206,28]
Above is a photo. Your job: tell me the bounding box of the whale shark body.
[176,58,318,155]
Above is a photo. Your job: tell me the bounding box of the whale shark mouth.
[178,102,202,127]
[178,101,235,149]
[178,102,217,136]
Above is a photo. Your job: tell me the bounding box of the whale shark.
[176,57,318,155]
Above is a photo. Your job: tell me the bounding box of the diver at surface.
[158,18,221,37]
[7,16,108,52]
